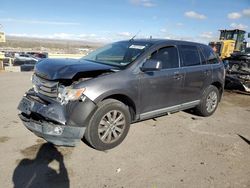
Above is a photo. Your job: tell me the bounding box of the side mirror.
[140,59,162,72]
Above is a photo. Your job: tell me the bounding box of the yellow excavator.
[210,29,250,92]
[209,29,248,59]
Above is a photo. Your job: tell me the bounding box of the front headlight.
[58,86,86,104]
[31,74,38,93]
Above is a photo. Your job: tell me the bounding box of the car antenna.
[129,30,141,41]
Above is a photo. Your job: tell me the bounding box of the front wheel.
[195,85,220,117]
[84,99,131,151]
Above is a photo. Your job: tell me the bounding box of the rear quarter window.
[200,45,219,64]
[179,45,201,67]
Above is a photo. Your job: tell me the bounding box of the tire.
[195,85,220,117]
[84,99,131,151]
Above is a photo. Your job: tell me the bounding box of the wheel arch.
[211,81,223,101]
[102,94,137,121]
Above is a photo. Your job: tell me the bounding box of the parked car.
[18,39,225,150]
[14,53,39,63]
[26,52,48,59]
[12,52,47,71]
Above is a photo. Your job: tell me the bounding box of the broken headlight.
[58,85,86,105]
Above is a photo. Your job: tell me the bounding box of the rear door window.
[179,45,201,67]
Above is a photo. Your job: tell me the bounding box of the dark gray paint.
[18,39,225,146]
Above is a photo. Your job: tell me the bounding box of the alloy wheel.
[206,91,218,113]
[98,110,126,144]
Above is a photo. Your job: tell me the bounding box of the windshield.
[82,41,152,67]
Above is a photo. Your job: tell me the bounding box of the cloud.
[7,33,105,42]
[185,11,206,19]
[242,8,250,17]
[160,28,167,33]
[52,33,98,40]
[228,12,242,19]
[160,31,219,44]
[198,31,219,43]
[176,22,184,27]
[8,33,30,37]
[51,33,75,39]
[8,32,142,43]
[0,18,80,26]
[230,23,248,30]
[163,34,198,42]
[199,32,214,39]
[78,33,97,38]
[8,31,149,42]
[117,32,132,37]
[227,8,250,20]
[130,0,156,7]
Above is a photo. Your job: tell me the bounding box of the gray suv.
[18,39,225,150]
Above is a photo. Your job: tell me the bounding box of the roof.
[219,29,246,32]
[123,38,206,46]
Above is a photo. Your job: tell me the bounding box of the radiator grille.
[32,74,58,98]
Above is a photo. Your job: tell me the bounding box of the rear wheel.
[85,99,131,151]
[195,85,220,117]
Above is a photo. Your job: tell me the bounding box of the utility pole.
[0,24,6,69]
[0,24,6,43]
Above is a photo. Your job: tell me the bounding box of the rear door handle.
[174,72,183,80]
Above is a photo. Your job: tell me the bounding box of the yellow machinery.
[209,29,247,59]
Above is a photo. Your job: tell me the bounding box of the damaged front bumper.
[17,90,97,146]
[19,113,85,146]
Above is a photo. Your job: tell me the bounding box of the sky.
[0,0,250,44]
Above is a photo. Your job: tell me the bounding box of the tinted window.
[179,45,201,66]
[199,47,207,65]
[200,45,219,64]
[149,46,179,69]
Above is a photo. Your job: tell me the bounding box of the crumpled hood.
[34,58,116,80]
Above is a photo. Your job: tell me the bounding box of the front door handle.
[204,70,211,76]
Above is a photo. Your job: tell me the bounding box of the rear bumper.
[19,113,86,146]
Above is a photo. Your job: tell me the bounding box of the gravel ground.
[0,72,250,188]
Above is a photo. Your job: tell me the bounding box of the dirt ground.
[0,72,250,188]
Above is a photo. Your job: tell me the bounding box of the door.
[139,46,184,114]
[179,45,212,102]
